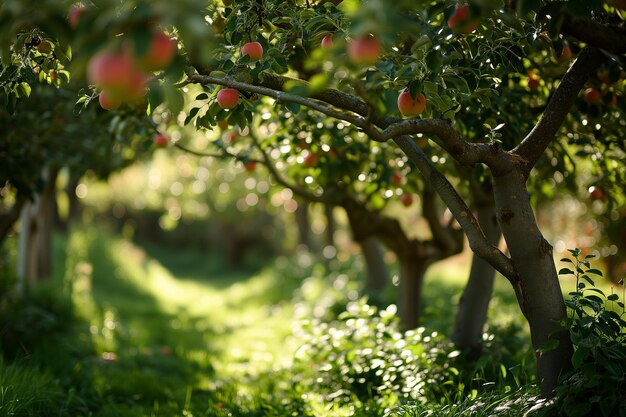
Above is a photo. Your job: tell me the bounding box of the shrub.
[294,298,460,413]
[538,249,626,417]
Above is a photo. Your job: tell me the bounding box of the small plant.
[541,249,626,417]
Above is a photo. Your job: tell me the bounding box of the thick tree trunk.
[398,254,429,330]
[493,170,573,397]
[452,199,501,357]
[295,199,312,250]
[359,236,388,293]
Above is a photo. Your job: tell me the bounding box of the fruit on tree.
[584,87,601,104]
[36,40,53,54]
[99,91,121,110]
[137,31,176,71]
[447,6,478,34]
[304,153,318,167]
[401,193,414,207]
[347,36,381,63]
[241,41,263,61]
[321,34,333,49]
[552,43,572,62]
[69,6,87,28]
[245,161,257,172]
[153,133,169,147]
[589,186,608,201]
[217,89,239,108]
[527,71,540,90]
[391,171,403,186]
[397,90,426,116]
[87,51,146,98]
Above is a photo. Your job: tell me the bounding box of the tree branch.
[560,13,626,56]
[187,68,517,282]
[392,135,518,282]
[512,46,609,178]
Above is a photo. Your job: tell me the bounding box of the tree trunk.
[36,167,58,278]
[452,199,501,357]
[324,203,335,247]
[493,169,572,397]
[17,199,38,294]
[398,254,430,330]
[295,199,312,250]
[359,236,388,293]
[66,174,82,224]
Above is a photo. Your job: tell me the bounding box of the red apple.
[391,171,403,186]
[69,6,87,28]
[553,43,572,62]
[589,186,607,201]
[217,88,239,109]
[448,6,479,34]
[137,31,176,71]
[304,153,318,167]
[153,133,168,147]
[347,36,381,64]
[245,161,257,172]
[87,51,146,97]
[527,72,541,90]
[241,41,263,62]
[321,34,333,49]
[397,90,426,116]
[98,91,121,110]
[584,87,601,104]
[401,193,413,207]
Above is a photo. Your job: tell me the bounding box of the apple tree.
[2,0,626,398]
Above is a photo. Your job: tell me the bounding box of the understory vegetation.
[1,226,624,416]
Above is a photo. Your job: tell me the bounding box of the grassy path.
[31,226,299,416]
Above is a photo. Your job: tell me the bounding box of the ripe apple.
[588,186,607,201]
[241,41,263,62]
[552,43,572,62]
[217,88,239,109]
[347,36,381,64]
[584,87,601,104]
[137,31,176,71]
[304,153,318,167]
[397,90,426,116]
[391,171,403,186]
[401,193,414,207]
[448,6,479,34]
[87,51,146,97]
[99,91,121,110]
[245,161,257,172]
[69,6,87,28]
[527,72,540,90]
[321,34,333,49]
[153,133,169,147]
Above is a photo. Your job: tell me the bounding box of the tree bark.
[35,167,58,278]
[295,198,312,250]
[359,236,388,293]
[452,198,501,357]
[324,203,335,248]
[493,169,573,397]
[398,253,430,331]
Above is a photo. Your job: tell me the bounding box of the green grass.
[0,225,548,416]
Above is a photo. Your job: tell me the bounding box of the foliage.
[533,249,626,417]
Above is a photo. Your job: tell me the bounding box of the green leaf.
[285,102,300,114]
[572,346,590,368]
[559,268,575,276]
[538,339,559,353]
[586,268,603,276]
